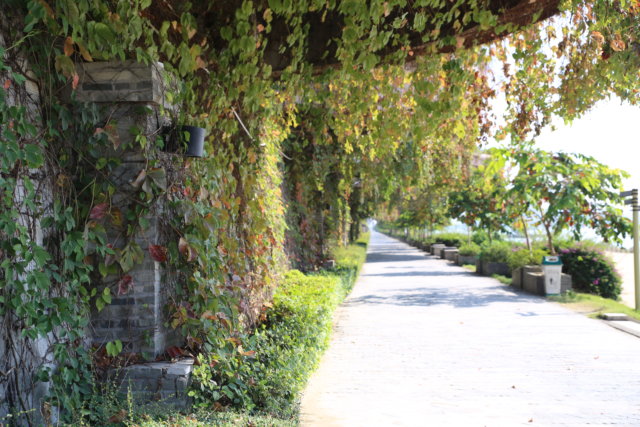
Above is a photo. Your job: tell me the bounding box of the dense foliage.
[560,246,622,300]
[189,235,367,419]
[1,0,640,422]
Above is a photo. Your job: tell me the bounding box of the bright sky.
[533,96,640,192]
[521,96,640,247]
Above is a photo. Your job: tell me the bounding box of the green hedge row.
[189,234,369,420]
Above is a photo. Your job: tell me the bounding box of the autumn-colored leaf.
[76,40,93,62]
[166,346,184,358]
[104,123,121,149]
[110,208,123,228]
[107,409,127,424]
[178,237,197,262]
[64,36,74,56]
[71,72,80,90]
[240,350,256,357]
[610,38,626,52]
[226,337,241,346]
[117,274,133,296]
[591,31,604,45]
[201,311,218,321]
[130,169,147,188]
[149,244,168,262]
[89,202,109,220]
[37,0,54,18]
[3,80,10,90]
[195,56,206,70]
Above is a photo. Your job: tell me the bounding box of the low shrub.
[507,248,548,271]
[189,235,368,419]
[458,242,480,257]
[560,246,621,300]
[479,241,512,263]
[433,232,467,247]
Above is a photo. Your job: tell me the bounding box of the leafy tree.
[448,151,513,243]
[510,149,631,254]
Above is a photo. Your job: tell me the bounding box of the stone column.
[76,61,181,357]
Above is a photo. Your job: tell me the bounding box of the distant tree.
[448,151,513,243]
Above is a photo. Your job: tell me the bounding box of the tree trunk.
[542,222,555,255]
[521,215,531,252]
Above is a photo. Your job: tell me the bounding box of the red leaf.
[89,202,108,220]
[71,72,80,90]
[149,244,168,262]
[3,80,10,90]
[117,275,133,296]
[166,346,184,358]
[107,409,127,424]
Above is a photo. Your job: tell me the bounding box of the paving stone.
[300,231,640,426]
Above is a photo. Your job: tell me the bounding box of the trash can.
[542,255,563,296]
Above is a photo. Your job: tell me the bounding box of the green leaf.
[94,22,116,44]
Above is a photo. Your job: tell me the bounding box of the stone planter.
[561,273,572,293]
[512,265,542,289]
[523,271,545,295]
[431,243,445,256]
[457,254,477,266]
[443,248,459,261]
[481,261,510,277]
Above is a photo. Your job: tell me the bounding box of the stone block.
[482,261,510,277]
[512,268,522,289]
[75,61,171,105]
[523,272,545,295]
[431,244,445,256]
[443,248,459,261]
[561,273,572,293]
[457,255,477,266]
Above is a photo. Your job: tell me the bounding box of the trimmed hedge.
[458,242,480,256]
[432,232,467,247]
[479,241,512,263]
[203,234,368,418]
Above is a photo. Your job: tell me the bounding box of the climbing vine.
[1,0,640,422]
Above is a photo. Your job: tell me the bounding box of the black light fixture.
[181,125,206,158]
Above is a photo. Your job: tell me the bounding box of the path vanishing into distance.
[300,231,640,426]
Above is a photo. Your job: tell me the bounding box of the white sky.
[498,96,640,247]
[533,96,640,192]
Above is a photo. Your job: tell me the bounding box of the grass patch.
[133,409,296,426]
[549,291,640,321]
[491,274,512,286]
[462,264,476,272]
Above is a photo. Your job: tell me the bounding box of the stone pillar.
[76,61,181,357]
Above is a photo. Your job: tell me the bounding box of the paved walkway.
[300,231,640,426]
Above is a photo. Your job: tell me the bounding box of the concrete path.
[300,231,640,426]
